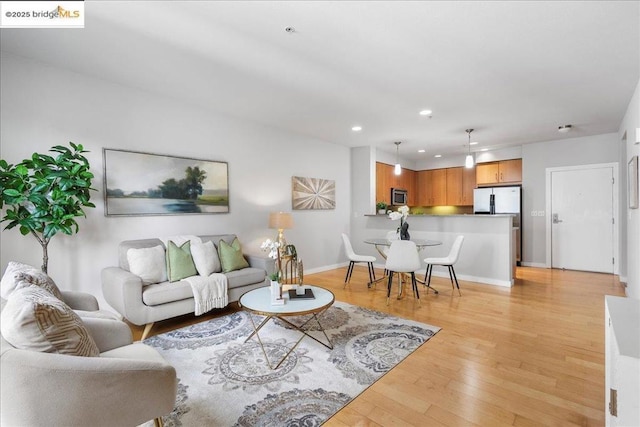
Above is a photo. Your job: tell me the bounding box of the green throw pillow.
[166,241,197,282]
[218,238,249,273]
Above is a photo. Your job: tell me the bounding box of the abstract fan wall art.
[292,176,335,210]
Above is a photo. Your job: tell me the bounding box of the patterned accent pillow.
[1,284,100,357]
[218,238,250,273]
[0,261,63,300]
[13,271,64,300]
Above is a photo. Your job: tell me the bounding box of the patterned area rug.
[143,301,440,426]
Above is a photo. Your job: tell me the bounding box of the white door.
[550,166,615,273]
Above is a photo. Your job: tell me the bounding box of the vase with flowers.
[261,238,283,301]
[388,205,410,240]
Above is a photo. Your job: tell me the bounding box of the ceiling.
[1,1,638,163]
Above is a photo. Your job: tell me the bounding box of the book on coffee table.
[288,288,315,299]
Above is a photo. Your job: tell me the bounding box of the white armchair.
[1,303,177,427]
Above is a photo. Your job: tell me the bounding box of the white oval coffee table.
[238,285,334,369]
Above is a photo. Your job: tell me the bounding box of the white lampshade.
[268,212,293,230]
[394,163,401,175]
[465,154,474,168]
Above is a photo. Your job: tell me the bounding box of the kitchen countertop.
[364,213,516,217]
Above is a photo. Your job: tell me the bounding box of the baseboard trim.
[305,263,349,275]
[521,262,548,268]
[371,263,512,287]
[426,270,514,287]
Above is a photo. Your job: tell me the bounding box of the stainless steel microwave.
[390,188,407,205]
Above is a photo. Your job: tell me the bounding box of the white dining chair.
[341,233,377,288]
[423,235,464,296]
[385,240,422,305]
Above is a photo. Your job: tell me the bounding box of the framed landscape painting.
[103,149,229,216]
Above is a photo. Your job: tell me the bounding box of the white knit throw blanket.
[184,274,228,315]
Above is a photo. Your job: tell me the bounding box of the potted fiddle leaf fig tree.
[0,142,96,273]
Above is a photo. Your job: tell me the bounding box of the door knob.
[552,213,563,224]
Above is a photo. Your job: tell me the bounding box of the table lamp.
[269,211,293,252]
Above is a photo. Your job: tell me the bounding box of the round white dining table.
[364,238,442,295]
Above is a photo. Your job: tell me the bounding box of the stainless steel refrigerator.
[474,185,522,264]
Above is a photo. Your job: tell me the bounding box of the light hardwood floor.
[131,266,626,426]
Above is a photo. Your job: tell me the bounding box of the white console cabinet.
[605,296,640,426]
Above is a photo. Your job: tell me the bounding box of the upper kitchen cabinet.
[417,169,446,206]
[401,169,417,206]
[446,167,463,205]
[446,167,476,206]
[376,162,393,204]
[476,159,522,186]
[376,162,417,206]
[462,166,476,205]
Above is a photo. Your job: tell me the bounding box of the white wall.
[0,52,351,309]
[618,79,639,299]
[521,133,620,267]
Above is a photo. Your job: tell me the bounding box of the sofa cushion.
[141,268,266,306]
[225,268,267,289]
[1,261,63,300]
[166,241,197,282]
[218,238,250,273]
[127,245,167,285]
[1,284,99,357]
[142,280,193,306]
[191,240,222,276]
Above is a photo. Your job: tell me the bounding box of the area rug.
[142,301,440,426]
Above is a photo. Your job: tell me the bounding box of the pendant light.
[465,129,474,169]
[394,141,402,175]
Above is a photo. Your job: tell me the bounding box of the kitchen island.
[362,214,516,287]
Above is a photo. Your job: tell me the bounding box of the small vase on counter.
[400,220,410,240]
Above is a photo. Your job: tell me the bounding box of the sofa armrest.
[101,267,146,325]
[60,291,99,311]
[246,254,275,276]
[0,345,176,427]
[82,317,133,352]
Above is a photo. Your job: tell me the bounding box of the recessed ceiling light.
[418,149,425,153]
[351,126,362,132]
[470,141,479,145]
[419,110,433,116]
[480,148,489,152]
[434,154,442,158]
[558,124,572,133]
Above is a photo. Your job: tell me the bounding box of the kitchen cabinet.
[462,166,476,205]
[376,162,393,205]
[445,166,476,206]
[376,162,416,206]
[446,168,463,205]
[401,169,417,206]
[477,159,522,185]
[417,169,446,206]
[605,296,640,427]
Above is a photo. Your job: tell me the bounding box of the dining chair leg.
[367,262,376,284]
[344,261,354,283]
[411,272,421,306]
[386,272,394,305]
[450,265,462,296]
[423,264,439,295]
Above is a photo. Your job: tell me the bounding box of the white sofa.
[101,234,272,339]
